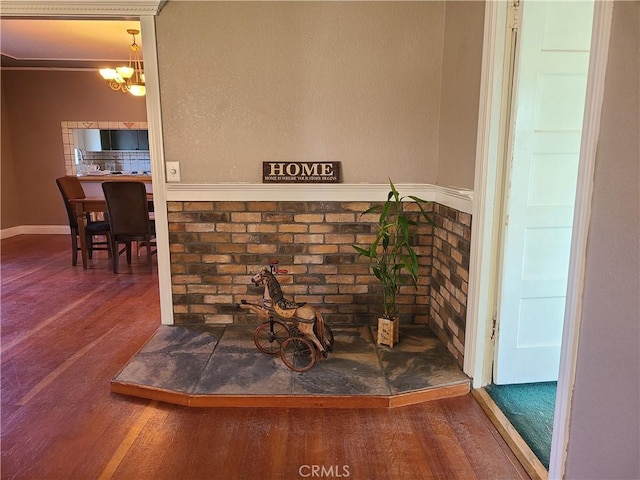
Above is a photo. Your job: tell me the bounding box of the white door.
[494,0,594,384]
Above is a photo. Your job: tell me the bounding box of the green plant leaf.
[389,178,400,202]
[398,215,410,243]
[408,197,435,226]
[353,245,372,258]
[381,232,390,251]
[352,178,435,317]
[360,204,382,217]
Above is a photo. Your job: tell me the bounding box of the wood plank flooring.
[1,235,529,479]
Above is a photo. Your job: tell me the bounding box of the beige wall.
[3,1,485,230]
[565,1,640,477]
[1,79,21,229]
[0,70,146,229]
[157,1,450,184]
[437,1,484,189]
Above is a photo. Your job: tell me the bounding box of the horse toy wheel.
[280,336,316,372]
[254,319,290,354]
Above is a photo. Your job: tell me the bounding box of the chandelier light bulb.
[128,83,146,97]
[98,28,145,97]
[99,68,118,80]
[116,66,134,79]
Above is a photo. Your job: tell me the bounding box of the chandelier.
[99,29,145,97]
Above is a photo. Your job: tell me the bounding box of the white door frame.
[465,1,614,477]
[138,16,173,325]
[0,0,174,325]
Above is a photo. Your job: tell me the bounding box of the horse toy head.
[251,268,269,287]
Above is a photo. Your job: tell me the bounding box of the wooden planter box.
[377,317,400,348]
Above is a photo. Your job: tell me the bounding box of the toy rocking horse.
[239,262,333,371]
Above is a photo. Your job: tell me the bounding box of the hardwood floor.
[1,235,529,480]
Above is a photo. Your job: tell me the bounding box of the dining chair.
[102,181,156,273]
[56,176,111,266]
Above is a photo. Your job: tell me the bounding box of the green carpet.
[485,382,557,469]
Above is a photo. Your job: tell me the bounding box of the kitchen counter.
[78,174,152,196]
[77,174,152,182]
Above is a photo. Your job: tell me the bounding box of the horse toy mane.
[259,268,305,310]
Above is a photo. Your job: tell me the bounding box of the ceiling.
[0,18,142,69]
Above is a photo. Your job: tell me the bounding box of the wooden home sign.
[263,162,341,183]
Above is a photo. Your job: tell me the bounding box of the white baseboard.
[1,225,68,239]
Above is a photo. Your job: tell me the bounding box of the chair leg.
[108,234,118,274]
[88,235,94,259]
[146,235,153,272]
[113,241,120,274]
[126,242,133,264]
[71,229,78,266]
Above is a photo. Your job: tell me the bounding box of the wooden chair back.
[102,181,155,273]
[102,182,153,239]
[56,176,86,229]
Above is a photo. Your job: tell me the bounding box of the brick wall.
[167,200,469,366]
[168,200,433,325]
[428,204,472,365]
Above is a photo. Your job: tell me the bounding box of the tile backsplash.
[79,151,151,174]
[61,121,150,175]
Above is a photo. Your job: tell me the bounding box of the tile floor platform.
[111,323,471,408]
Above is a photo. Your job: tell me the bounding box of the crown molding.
[0,1,165,17]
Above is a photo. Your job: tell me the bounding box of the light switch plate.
[166,162,180,182]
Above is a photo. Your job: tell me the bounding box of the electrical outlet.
[166,162,181,182]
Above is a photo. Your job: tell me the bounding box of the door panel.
[494,0,594,384]
[529,154,580,206]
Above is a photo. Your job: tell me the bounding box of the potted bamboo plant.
[353,179,433,347]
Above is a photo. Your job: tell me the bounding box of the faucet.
[74,148,85,165]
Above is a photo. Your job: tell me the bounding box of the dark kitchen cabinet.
[136,130,149,150]
[100,129,149,151]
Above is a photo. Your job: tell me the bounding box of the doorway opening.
[493,0,594,466]
[471,0,600,476]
